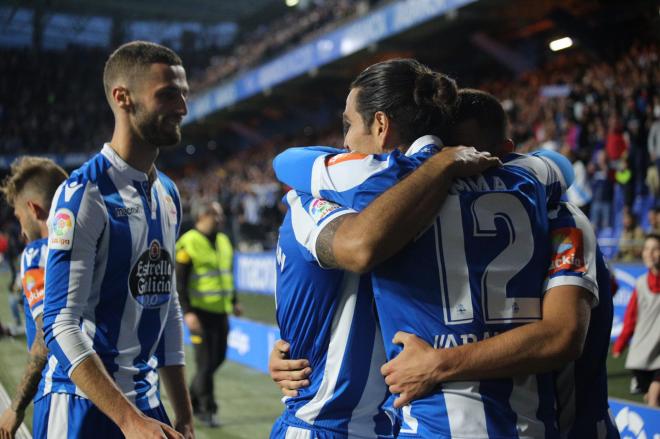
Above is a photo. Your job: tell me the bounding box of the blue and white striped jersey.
[550,203,619,439]
[43,144,185,411]
[273,190,392,438]
[273,138,577,438]
[20,238,47,351]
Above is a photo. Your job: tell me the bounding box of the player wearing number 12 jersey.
[275,142,579,438]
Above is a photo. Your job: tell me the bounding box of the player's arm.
[0,315,48,438]
[314,146,500,272]
[159,366,194,439]
[154,287,192,438]
[43,183,181,439]
[382,201,597,407]
[382,285,592,407]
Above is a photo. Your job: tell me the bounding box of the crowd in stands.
[484,43,659,259]
[0,48,113,155]
[188,0,383,93]
[1,19,658,256]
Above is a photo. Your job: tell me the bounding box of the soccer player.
[41,41,192,439]
[272,85,596,437]
[271,59,500,438]
[377,91,619,438]
[0,157,68,439]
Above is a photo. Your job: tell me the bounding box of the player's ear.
[373,111,390,152]
[26,200,48,221]
[112,86,132,111]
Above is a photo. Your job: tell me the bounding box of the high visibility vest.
[175,229,234,314]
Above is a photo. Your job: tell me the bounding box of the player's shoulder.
[71,151,113,186]
[156,170,180,199]
[503,150,573,187]
[21,238,47,269]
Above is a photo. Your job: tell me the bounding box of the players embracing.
[270,59,618,439]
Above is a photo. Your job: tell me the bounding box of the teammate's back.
[371,155,563,438]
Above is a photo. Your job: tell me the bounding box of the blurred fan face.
[130,63,189,148]
[342,88,384,154]
[14,198,41,243]
[642,237,660,271]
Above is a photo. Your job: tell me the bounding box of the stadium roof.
[0,0,284,24]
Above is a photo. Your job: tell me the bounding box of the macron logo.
[64,182,83,202]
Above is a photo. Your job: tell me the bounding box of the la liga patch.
[309,199,342,224]
[548,227,586,275]
[49,208,75,250]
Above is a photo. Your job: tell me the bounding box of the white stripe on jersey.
[443,381,489,437]
[400,405,419,435]
[295,272,360,424]
[146,357,161,409]
[42,355,58,395]
[284,426,312,439]
[347,324,387,437]
[47,393,69,438]
[50,181,102,372]
[108,166,148,400]
[509,375,545,438]
[310,154,392,199]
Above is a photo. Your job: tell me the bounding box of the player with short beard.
[41,41,192,439]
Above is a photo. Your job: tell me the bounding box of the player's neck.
[109,127,158,174]
[39,221,48,240]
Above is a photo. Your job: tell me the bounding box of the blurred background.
[0,0,659,437]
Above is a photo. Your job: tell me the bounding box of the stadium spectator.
[613,234,660,407]
[590,149,614,231]
[617,209,646,261]
[563,145,592,214]
[647,207,660,234]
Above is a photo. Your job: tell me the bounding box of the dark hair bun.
[414,72,458,112]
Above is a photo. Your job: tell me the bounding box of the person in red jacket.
[613,233,660,407]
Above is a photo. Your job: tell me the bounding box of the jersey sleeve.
[43,179,107,376]
[154,286,185,368]
[274,147,428,211]
[544,202,599,306]
[284,190,356,265]
[22,267,45,319]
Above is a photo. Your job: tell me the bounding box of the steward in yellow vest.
[175,202,241,428]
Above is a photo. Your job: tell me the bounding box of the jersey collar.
[406,135,443,157]
[101,143,155,182]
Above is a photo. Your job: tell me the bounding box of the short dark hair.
[103,40,182,102]
[645,233,660,244]
[449,88,508,153]
[350,59,458,145]
[0,156,68,209]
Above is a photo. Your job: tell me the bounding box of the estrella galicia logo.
[129,239,173,308]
